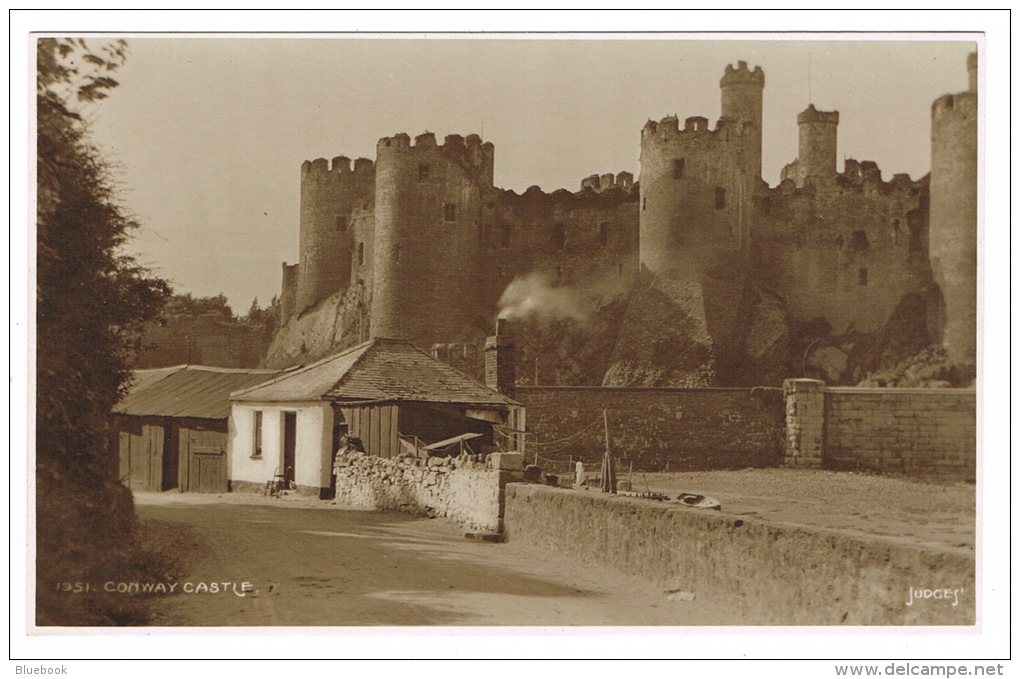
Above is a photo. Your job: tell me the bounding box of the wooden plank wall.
[342,405,399,459]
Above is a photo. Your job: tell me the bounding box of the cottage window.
[444,203,457,222]
[252,411,263,458]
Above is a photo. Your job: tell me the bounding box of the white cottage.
[228,337,524,498]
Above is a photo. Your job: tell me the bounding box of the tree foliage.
[36,37,171,625]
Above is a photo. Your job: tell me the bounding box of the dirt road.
[135,493,747,626]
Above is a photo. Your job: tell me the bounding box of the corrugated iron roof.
[115,365,281,419]
[232,337,518,407]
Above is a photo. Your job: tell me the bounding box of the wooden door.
[283,412,297,485]
[183,424,228,493]
[125,422,163,492]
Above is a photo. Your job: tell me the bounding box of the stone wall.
[783,379,976,481]
[515,385,785,471]
[332,450,523,532]
[502,484,973,625]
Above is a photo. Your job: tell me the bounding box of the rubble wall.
[503,484,974,625]
[515,386,784,471]
[332,450,519,531]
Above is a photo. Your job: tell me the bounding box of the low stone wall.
[503,484,974,625]
[333,450,522,532]
[784,379,976,481]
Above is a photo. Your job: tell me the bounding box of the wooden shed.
[112,365,280,493]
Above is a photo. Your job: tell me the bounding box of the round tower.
[295,155,375,314]
[929,52,978,366]
[720,60,765,181]
[796,104,840,182]
[370,132,494,348]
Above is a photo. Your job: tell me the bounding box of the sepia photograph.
[14,9,1009,669]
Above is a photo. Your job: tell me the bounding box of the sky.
[80,36,977,314]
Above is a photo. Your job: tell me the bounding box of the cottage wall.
[228,401,334,494]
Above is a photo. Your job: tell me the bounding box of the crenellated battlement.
[302,155,375,177]
[797,104,839,126]
[768,158,919,198]
[580,171,635,194]
[640,113,755,145]
[720,60,765,86]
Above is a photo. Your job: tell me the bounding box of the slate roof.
[231,337,518,407]
[114,365,282,420]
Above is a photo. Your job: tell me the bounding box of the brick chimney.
[484,317,515,397]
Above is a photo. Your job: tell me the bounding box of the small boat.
[676,493,722,510]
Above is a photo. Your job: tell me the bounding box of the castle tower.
[370,132,495,348]
[639,62,764,279]
[929,52,978,366]
[720,60,765,181]
[294,155,375,315]
[637,62,765,385]
[795,104,840,183]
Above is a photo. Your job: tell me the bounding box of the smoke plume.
[497,272,627,323]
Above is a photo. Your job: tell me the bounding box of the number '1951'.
[56,582,93,593]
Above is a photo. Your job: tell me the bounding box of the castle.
[268,55,977,387]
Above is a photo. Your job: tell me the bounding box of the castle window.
[673,158,685,180]
[551,223,566,250]
[500,224,511,248]
[444,203,457,222]
[642,197,647,210]
[715,187,726,210]
[556,266,562,280]
[858,268,868,286]
[794,235,802,249]
[393,244,400,261]
[418,164,430,181]
[358,242,365,265]
[850,230,869,251]
[336,215,348,232]
[892,219,901,245]
[836,235,844,251]
[599,222,610,247]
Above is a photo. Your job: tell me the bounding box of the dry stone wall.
[332,450,523,532]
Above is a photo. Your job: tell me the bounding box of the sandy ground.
[612,468,974,554]
[135,491,749,626]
